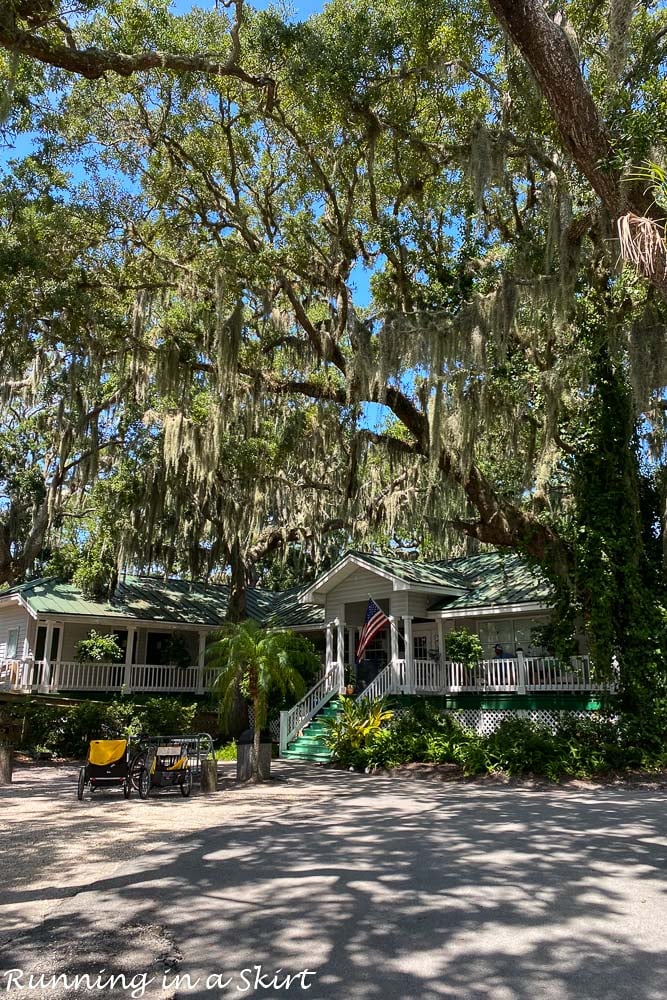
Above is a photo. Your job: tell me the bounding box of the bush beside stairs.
[281,696,343,762]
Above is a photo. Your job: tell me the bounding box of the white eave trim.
[299,553,467,604]
[0,593,38,619]
[31,612,218,631]
[432,601,551,620]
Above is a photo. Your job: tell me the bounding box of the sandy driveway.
[1,762,666,999]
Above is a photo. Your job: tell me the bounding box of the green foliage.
[445,628,484,667]
[73,545,118,601]
[325,701,667,778]
[215,741,237,761]
[323,697,394,766]
[281,633,321,688]
[9,696,197,759]
[208,619,306,778]
[75,629,124,663]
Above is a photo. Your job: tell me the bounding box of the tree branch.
[0,3,274,93]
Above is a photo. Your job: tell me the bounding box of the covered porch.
[0,617,218,696]
[279,617,607,755]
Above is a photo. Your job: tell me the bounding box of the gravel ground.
[1,761,666,1000]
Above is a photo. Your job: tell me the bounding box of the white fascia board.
[299,554,396,602]
[299,553,466,602]
[392,580,468,595]
[0,593,37,619]
[32,613,216,631]
[432,601,551,620]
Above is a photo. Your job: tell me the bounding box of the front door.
[412,625,436,661]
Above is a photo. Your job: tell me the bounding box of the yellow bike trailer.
[77,739,141,800]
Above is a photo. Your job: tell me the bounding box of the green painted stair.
[281,697,343,762]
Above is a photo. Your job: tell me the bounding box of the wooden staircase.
[281,697,343,763]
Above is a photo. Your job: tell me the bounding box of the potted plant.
[344,667,356,696]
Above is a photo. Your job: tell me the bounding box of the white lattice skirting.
[247,707,281,741]
[450,708,592,735]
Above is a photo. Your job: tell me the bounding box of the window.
[6,628,18,658]
[477,620,514,659]
[413,635,429,660]
[475,617,550,659]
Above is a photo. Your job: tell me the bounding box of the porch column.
[197,631,207,694]
[516,648,527,695]
[42,621,54,691]
[325,621,334,670]
[389,615,399,690]
[124,626,136,693]
[437,619,447,692]
[335,618,345,692]
[403,615,414,694]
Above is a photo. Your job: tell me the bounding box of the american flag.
[355,598,389,663]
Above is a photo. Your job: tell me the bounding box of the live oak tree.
[2,1,667,710]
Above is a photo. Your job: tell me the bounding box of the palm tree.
[207,619,306,782]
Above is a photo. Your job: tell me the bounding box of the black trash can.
[236,729,273,781]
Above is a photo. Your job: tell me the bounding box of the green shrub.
[16,696,198,758]
[325,701,667,780]
[445,628,484,666]
[215,742,237,761]
[75,630,124,663]
[324,697,393,767]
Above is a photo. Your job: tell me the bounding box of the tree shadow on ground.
[2,763,666,999]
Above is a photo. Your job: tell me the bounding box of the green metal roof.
[1,550,551,629]
[262,585,327,630]
[1,576,324,630]
[347,551,469,591]
[427,552,552,611]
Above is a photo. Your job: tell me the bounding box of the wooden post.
[124,626,136,693]
[197,631,207,694]
[336,618,345,692]
[325,621,334,669]
[279,710,289,756]
[437,619,446,692]
[200,758,218,793]
[516,648,527,695]
[42,621,54,691]
[389,616,399,690]
[403,615,414,694]
[0,745,12,785]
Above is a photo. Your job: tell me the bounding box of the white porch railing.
[279,663,342,754]
[354,653,604,701]
[0,653,607,701]
[413,658,444,692]
[52,661,126,692]
[129,664,199,692]
[445,658,521,692]
[0,658,221,694]
[524,655,593,691]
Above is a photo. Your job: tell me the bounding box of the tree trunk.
[0,745,13,785]
[252,693,261,782]
[200,758,218,793]
[228,537,247,623]
[487,0,667,299]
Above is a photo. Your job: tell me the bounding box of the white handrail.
[282,665,341,748]
[357,662,397,701]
